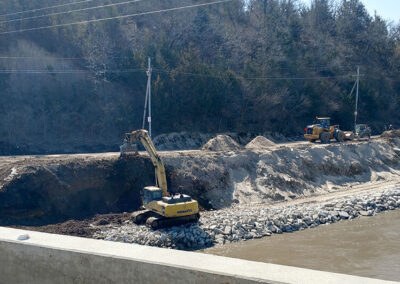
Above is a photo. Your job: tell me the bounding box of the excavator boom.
[121,129,169,197]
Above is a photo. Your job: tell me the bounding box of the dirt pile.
[201,135,243,151]
[381,129,400,139]
[16,212,132,238]
[245,136,276,150]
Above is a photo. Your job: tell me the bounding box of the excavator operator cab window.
[142,187,162,204]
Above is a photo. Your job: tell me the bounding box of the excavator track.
[131,209,158,225]
[146,213,200,230]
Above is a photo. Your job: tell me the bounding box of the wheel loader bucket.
[344,131,355,140]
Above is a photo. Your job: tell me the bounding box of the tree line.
[0,0,399,154]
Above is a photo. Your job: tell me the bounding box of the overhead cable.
[153,68,357,80]
[0,0,233,35]
[0,55,134,60]
[0,0,143,25]
[0,68,358,81]
[0,0,99,18]
[0,56,358,71]
[0,68,145,74]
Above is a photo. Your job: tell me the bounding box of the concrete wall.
[0,227,396,284]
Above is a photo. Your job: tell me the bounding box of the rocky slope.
[94,186,400,249]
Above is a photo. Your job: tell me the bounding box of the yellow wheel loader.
[120,129,199,229]
[304,117,345,143]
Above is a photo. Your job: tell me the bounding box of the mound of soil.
[201,135,243,151]
[245,136,276,149]
[15,212,132,238]
[381,129,400,138]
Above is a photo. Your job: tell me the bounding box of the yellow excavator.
[120,129,199,229]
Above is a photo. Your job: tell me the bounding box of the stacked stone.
[94,187,400,249]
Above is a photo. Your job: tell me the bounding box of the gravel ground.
[93,186,400,250]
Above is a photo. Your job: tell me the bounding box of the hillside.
[0,0,399,154]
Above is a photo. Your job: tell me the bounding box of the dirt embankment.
[0,137,399,228]
[168,138,400,209]
[0,155,154,226]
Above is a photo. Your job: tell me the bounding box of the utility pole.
[147,57,152,138]
[142,57,152,137]
[354,66,359,132]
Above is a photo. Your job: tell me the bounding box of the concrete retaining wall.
[0,227,396,284]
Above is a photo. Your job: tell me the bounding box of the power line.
[0,0,144,25]
[0,54,362,75]
[153,68,356,80]
[0,0,100,18]
[0,56,360,76]
[242,75,355,81]
[0,55,135,60]
[0,55,357,71]
[0,68,145,74]
[0,0,233,35]
[0,68,359,81]
[154,66,355,76]
[0,55,87,60]
[364,74,400,83]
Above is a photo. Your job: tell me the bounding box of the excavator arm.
[120,129,169,197]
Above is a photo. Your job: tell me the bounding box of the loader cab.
[142,186,162,205]
[314,117,331,129]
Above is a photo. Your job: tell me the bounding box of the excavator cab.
[142,186,162,205]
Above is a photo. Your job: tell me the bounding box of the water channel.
[205,209,400,282]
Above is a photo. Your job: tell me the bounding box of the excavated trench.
[0,156,155,226]
[0,136,399,228]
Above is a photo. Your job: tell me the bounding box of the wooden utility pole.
[142,57,152,137]
[147,57,152,137]
[354,66,359,132]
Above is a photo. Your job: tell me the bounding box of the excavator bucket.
[120,142,138,157]
[120,132,141,156]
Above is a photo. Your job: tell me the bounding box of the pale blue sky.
[302,0,400,24]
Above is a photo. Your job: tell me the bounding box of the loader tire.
[320,132,330,144]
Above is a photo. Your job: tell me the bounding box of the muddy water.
[204,210,400,281]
